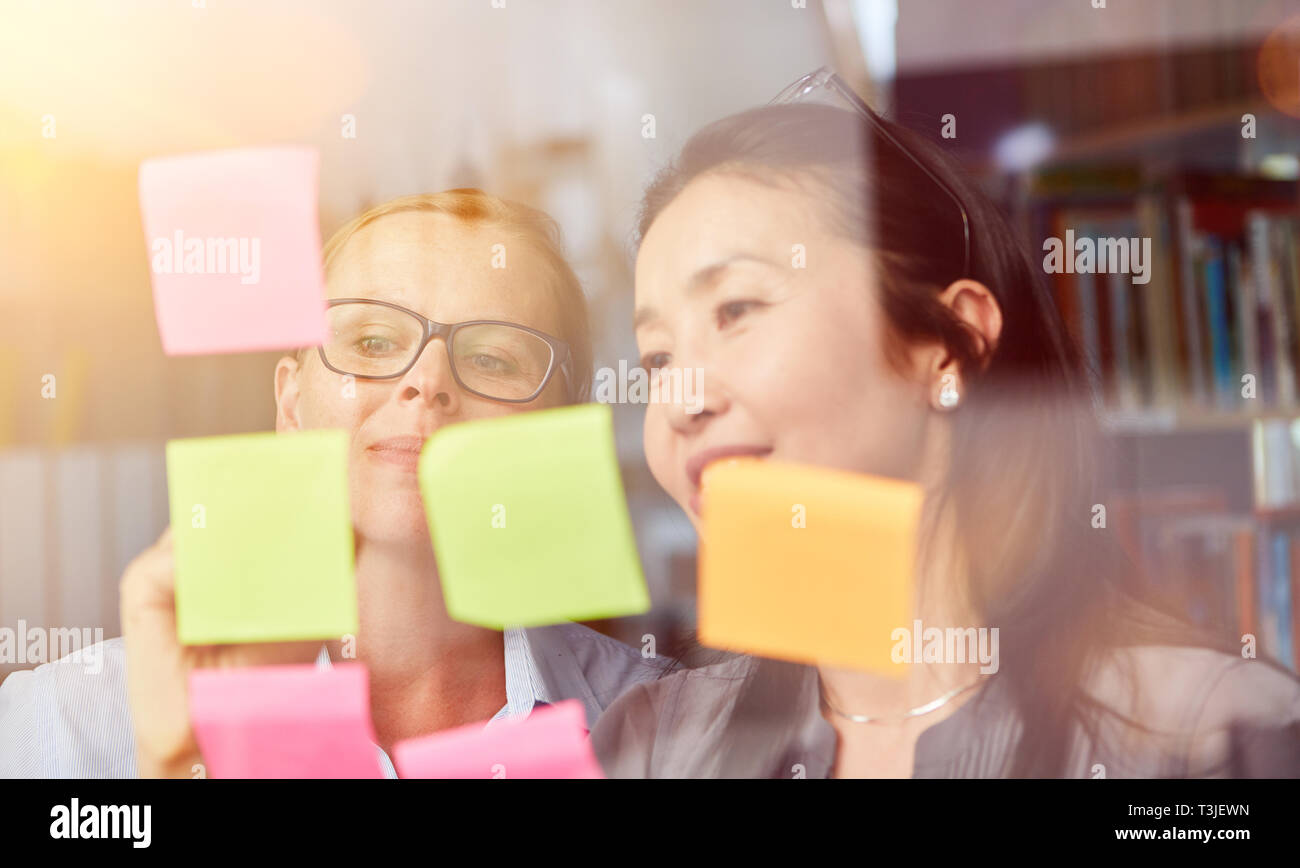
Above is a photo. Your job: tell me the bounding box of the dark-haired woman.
[591,84,1300,778]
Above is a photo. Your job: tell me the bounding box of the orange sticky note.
[698,459,924,676]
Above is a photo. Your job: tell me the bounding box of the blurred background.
[2,0,1299,678]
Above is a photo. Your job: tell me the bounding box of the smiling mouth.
[367,437,425,472]
[685,444,774,514]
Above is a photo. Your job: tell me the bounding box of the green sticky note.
[419,403,649,629]
[166,429,358,645]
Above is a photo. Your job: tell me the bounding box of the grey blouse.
[590,645,1300,778]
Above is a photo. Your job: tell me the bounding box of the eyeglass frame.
[316,297,574,404]
[770,67,972,280]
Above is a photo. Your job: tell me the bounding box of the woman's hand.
[119,527,324,778]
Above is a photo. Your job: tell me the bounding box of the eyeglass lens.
[322,302,555,400]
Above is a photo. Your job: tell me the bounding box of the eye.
[467,352,516,373]
[639,351,671,370]
[716,299,762,328]
[356,334,398,356]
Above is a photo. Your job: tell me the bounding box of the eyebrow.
[633,254,780,329]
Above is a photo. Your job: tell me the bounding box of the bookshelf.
[1021,159,1300,672]
[957,17,1300,670]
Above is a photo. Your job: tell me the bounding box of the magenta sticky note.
[188,663,383,779]
[138,147,328,355]
[393,699,603,779]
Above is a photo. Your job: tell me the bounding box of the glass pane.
[452,323,553,400]
[323,303,424,377]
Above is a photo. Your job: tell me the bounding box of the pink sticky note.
[138,147,328,355]
[393,699,603,779]
[188,663,383,779]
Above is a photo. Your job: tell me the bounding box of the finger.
[119,542,177,623]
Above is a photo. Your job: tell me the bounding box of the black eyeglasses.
[318,298,573,404]
[771,67,972,281]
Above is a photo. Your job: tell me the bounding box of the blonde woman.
[1,190,662,778]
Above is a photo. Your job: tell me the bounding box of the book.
[1291,535,1300,671]
[1249,212,1297,406]
[1261,530,1294,669]
[1251,419,1300,509]
[1202,240,1234,409]
[1234,526,1258,640]
[1136,195,1180,408]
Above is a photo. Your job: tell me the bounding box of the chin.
[353,497,431,544]
[684,511,701,535]
[674,494,701,528]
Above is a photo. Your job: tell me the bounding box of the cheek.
[719,326,832,430]
[642,406,683,499]
[778,348,924,475]
[535,376,570,409]
[296,375,401,512]
[733,306,919,470]
[296,368,375,431]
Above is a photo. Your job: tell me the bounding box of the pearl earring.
[939,373,960,409]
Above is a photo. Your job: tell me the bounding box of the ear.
[939,279,1002,367]
[925,279,1003,410]
[274,353,304,432]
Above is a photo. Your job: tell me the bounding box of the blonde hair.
[303,189,592,402]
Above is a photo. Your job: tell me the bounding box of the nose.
[394,337,462,414]
[661,361,728,436]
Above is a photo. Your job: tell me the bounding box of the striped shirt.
[0,622,662,778]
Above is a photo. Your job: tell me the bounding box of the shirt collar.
[314,627,550,724]
[487,627,553,726]
[316,627,555,778]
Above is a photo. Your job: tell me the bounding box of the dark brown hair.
[636,103,1259,777]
